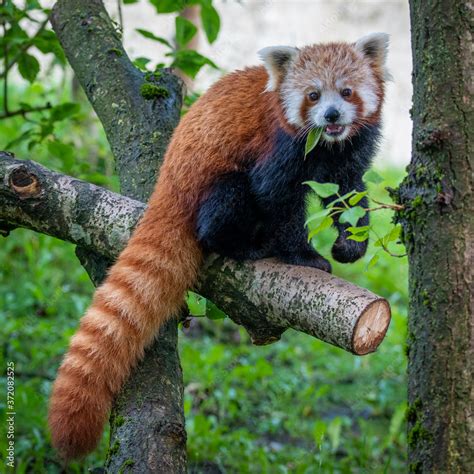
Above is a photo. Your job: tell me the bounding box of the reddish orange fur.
[49,38,387,459]
[48,66,292,460]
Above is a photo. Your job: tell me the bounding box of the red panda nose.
[324,107,340,123]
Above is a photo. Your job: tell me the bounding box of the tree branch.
[0,18,49,78]
[0,153,391,356]
[0,103,52,120]
[0,154,143,256]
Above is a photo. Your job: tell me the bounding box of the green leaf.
[50,102,80,122]
[339,206,366,226]
[363,169,384,184]
[347,225,370,235]
[186,291,207,316]
[327,190,357,208]
[133,57,151,71]
[150,0,186,13]
[313,420,327,445]
[17,53,40,83]
[349,191,368,206]
[307,216,333,240]
[33,31,66,65]
[123,0,139,3]
[367,253,380,269]
[374,224,402,248]
[304,181,339,198]
[305,127,323,157]
[175,16,198,48]
[347,233,369,242]
[3,24,29,50]
[135,28,172,48]
[206,301,227,320]
[346,225,370,241]
[200,4,220,43]
[385,224,402,243]
[328,417,343,451]
[47,140,74,161]
[169,49,217,79]
[304,208,331,227]
[186,292,226,320]
[26,0,41,8]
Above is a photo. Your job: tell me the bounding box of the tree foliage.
[0,0,220,160]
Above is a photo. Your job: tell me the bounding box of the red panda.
[48,33,389,459]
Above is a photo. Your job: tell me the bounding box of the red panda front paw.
[279,252,332,273]
[304,255,332,273]
[331,235,368,263]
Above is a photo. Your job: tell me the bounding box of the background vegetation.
[0,1,408,472]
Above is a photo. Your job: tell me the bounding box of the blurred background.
[0,1,410,472]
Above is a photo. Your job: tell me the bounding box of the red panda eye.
[308,91,320,101]
[341,88,352,97]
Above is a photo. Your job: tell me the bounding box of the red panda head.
[259,33,390,142]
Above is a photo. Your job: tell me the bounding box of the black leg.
[272,202,332,273]
[196,172,270,260]
[323,180,369,264]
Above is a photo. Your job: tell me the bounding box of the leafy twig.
[367,199,404,212]
[0,17,49,78]
[371,227,407,258]
[0,103,52,120]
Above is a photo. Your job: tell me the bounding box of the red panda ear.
[258,46,299,91]
[355,33,391,78]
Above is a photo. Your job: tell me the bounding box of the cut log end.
[352,299,391,355]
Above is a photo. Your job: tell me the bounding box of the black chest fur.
[249,125,381,219]
[196,123,381,261]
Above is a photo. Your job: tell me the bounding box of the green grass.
[0,82,407,473]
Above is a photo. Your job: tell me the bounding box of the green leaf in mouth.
[304,127,324,158]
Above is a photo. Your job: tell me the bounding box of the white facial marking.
[358,83,378,116]
[310,90,357,127]
[312,79,323,90]
[335,78,348,90]
[282,87,305,127]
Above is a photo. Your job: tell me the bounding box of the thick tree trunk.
[50,1,187,472]
[399,2,473,472]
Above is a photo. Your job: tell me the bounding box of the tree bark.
[201,255,390,354]
[399,2,473,472]
[0,152,390,356]
[50,1,187,472]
